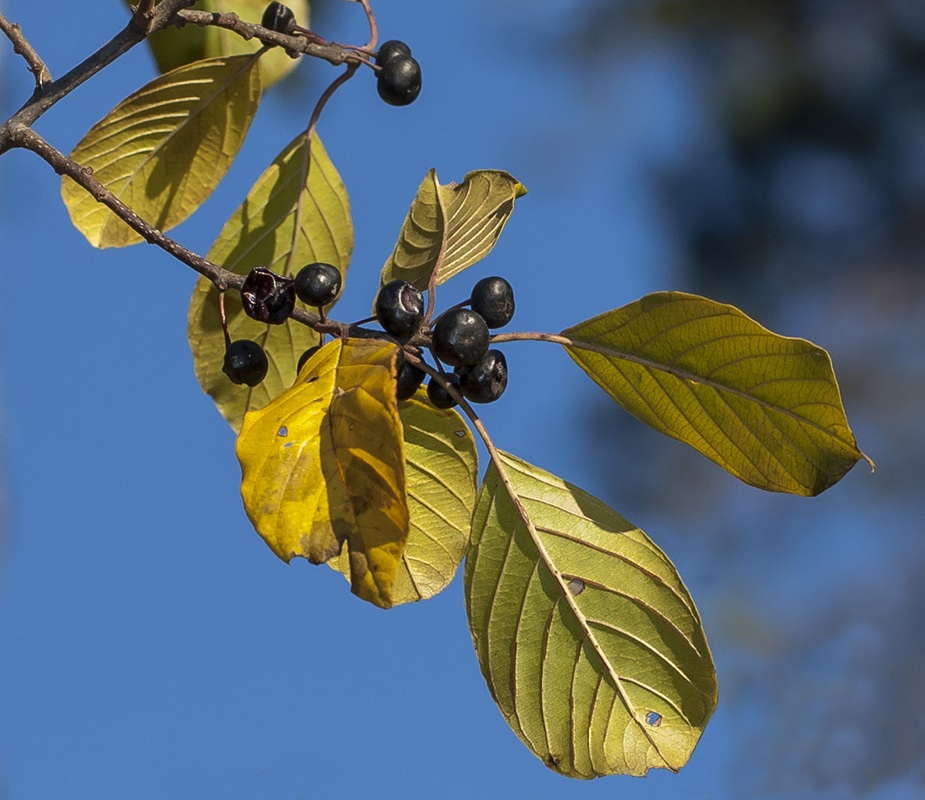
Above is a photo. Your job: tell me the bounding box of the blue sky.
[2,2,922,798]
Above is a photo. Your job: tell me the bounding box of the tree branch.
[0,1,198,155]
[0,12,53,90]
[6,126,326,330]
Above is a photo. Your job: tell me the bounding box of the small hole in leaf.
[277,426,288,437]
[567,579,585,596]
[454,430,465,438]
[645,711,662,728]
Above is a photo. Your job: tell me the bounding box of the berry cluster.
[375,275,514,409]
[376,40,422,107]
[222,263,515,412]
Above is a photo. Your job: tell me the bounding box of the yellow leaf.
[379,169,526,293]
[188,133,352,432]
[562,292,872,495]
[237,339,409,609]
[330,390,478,605]
[62,56,261,248]
[126,0,310,89]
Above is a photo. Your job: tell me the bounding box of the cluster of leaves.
[44,0,871,780]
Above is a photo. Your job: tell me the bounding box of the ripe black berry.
[432,308,490,367]
[395,358,426,401]
[296,344,322,374]
[457,349,508,404]
[294,263,341,307]
[471,276,515,329]
[261,2,295,34]
[223,340,269,387]
[377,55,422,106]
[427,373,460,410]
[241,267,295,325]
[376,280,425,339]
[376,40,412,67]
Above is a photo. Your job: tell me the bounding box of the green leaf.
[330,390,478,605]
[62,55,261,249]
[127,0,310,89]
[561,292,871,496]
[188,133,352,432]
[237,339,408,609]
[465,452,716,778]
[379,169,526,293]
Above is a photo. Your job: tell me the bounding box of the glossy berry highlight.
[261,2,295,34]
[241,267,295,325]
[376,40,412,67]
[377,55,422,106]
[427,373,460,410]
[471,276,515,329]
[376,280,425,339]
[223,340,269,387]
[432,308,490,367]
[457,349,508,404]
[294,263,341,308]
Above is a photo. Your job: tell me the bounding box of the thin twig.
[0,12,53,89]
[357,0,379,52]
[284,63,359,277]
[177,9,350,66]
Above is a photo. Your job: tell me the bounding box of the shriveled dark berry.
[432,308,490,367]
[427,373,460,410]
[457,349,508,404]
[376,280,425,339]
[471,276,515,329]
[241,267,295,325]
[294,263,341,307]
[296,344,322,374]
[376,40,412,67]
[395,358,426,401]
[262,2,295,34]
[377,55,422,106]
[223,340,269,387]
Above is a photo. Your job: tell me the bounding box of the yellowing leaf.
[237,339,409,609]
[188,133,352,432]
[379,169,526,292]
[127,0,310,89]
[62,55,261,248]
[561,292,871,496]
[465,452,717,778]
[330,390,478,605]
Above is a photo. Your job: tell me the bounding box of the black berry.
[241,267,295,325]
[294,262,341,307]
[376,280,425,339]
[297,344,322,374]
[223,340,269,387]
[261,2,295,34]
[471,276,515,329]
[395,358,426,401]
[432,308,490,367]
[427,373,460,410]
[456,349,508,404]
[377,55,422,106]
[376,40,412,67]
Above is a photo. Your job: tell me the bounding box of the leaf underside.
[62,55,261,248]
[188,133,352,433]
[237,339,408,609]
[330,390,478,605]
[562,292,870,496]
[378,169,526,294]
[127,0,310,89]
[465,452,717,779]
